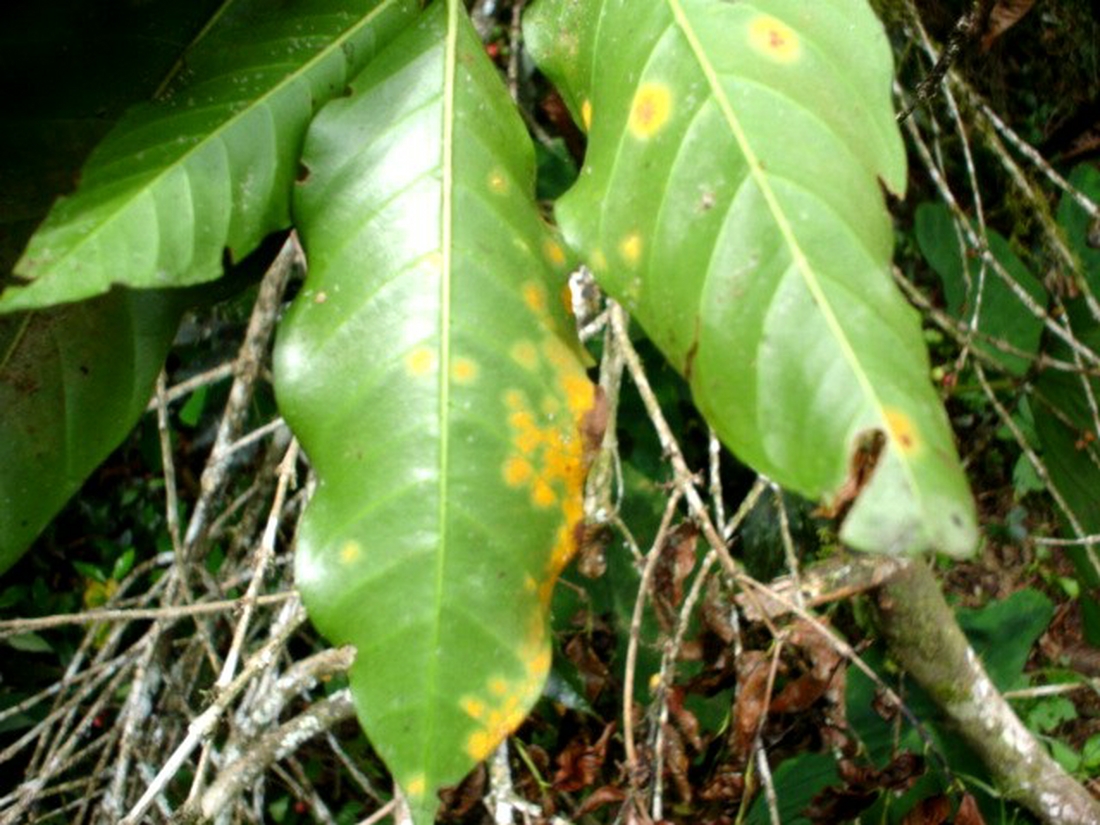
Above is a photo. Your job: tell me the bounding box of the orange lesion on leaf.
[503,456,534,487]
[884,407,921,455]
[543,240,567,268]
[532,478,558,508]
[451,357,478,384]
[461,687,531,762]
[581,99,593,131]
[494,282,599,733]
[522,281,548,314]
[628,82,672,139]
[748,15,801,63]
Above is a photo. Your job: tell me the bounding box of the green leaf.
[955,587,1053,692]
[274,3,597,821]
[5,633,53,654]
[915,202,1046,375]
[3,0,421,313]
[0,290,183,574]
[1026,696,1076,734]
[1081,734,1100,772]
[1033,323,1100,538]
[1057,164,1100,297]
[527,0,977,557]
[746,753,838,825]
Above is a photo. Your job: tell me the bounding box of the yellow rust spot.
[544,240,567,268]
[522,281,548,314]
[461,696,487,720]
[488,169,509,194]
[489,677,509,696]
[885,408,921,455]
[451,357,478,384]
[503,456,534,487]
[339,541,361,565]
[563,374,596,416]
[532,478,557,508]
[463,690,530,762]
[405,774,426,798]
[619,233,642,266]
[526,645,552,680]
[502,378,591,529]
[466,730,497,762]
[510,340,540,371]
[628,82,673,139]
[581,99,593,131]
[405,346,436,377]
[748,15,801,63]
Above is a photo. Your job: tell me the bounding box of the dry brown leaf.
[981,0,1038,50]
[667,685,704,751]
[955,793,988,825]
[552,722,615,792]
[900,794,952,824]
[574,784,627,818]
[731,650,771,763]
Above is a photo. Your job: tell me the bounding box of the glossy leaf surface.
[3,0,419,312]
[527,0,978,556]
[0,291,182,573]
[274,3,597,821]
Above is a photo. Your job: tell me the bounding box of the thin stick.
[183,234,299,556]
[622,490,683,789]
[0,592,295,637]
[144,361,236,411]
[119,603,307,825]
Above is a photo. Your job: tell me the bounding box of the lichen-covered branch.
[873,562,1100,825]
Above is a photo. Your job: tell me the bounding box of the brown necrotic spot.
[885,408,920,455]
[628,83,672,139]
[748,15,801,63]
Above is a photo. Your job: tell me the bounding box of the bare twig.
[182,234,300,556]
[0,593,295,638]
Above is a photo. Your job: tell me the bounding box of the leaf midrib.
[420,0,460,788]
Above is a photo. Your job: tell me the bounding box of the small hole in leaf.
[296,162,311,184]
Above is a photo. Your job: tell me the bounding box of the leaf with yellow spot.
[274,3,597,823]
[526,0,977,557]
